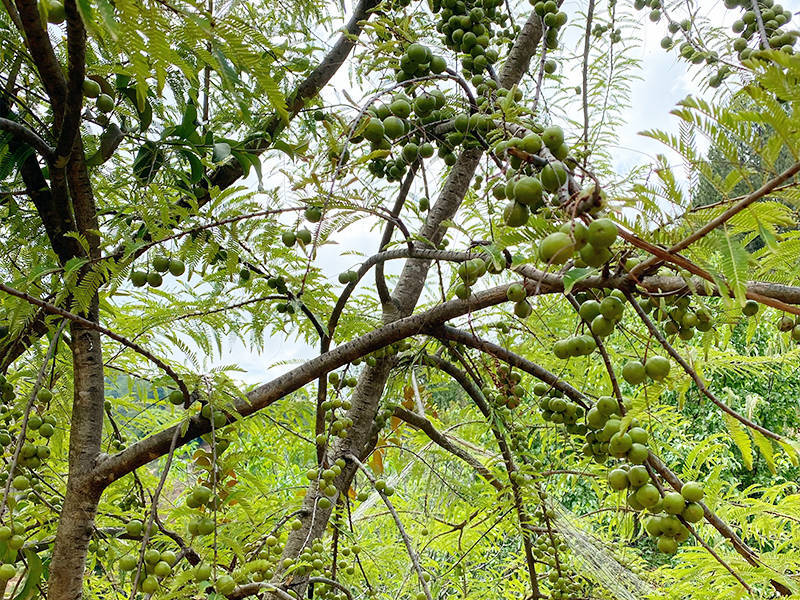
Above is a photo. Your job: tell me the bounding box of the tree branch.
[0,117,54,159]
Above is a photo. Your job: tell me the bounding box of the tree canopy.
[0,0,799,598]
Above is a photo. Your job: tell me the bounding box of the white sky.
[199,0,800,387]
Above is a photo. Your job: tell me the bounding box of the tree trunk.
[269,12,543,595]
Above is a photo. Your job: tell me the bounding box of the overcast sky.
[199,0,800,387]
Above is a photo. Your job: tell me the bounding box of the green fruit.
[541,126,564,150]
[168,258,185,276]
[521,133,542,154]
[586,218,618,248]
[152,256,170,272]
[635,483,660,507]
[141,575,159,593]
[503,201,530,227]
[119,555,138,571]
[126,519,143,538]
[82,79,101,98]
[627,443,649,464]
[627,465,650,487]
[96,93,114,113]
[281,231,296,247]
[390,99,412,119]
[742,299,759,316]
[154,560,172,577]
[130,270,147,287]
[609,432,632,456]
[682,502,704,523]
[37,388,53,402]
[430,55,447,73]
[195,563,212,581]
[507,283,527,303]
[559,220,588,247]
[600,296,624,320]
[657,535,678,554]
[383,116,405,139]
[681,481,704,502]
[644,356,670,380]
[514,300,533,318]
[645,516,664,537]
[402,142,419,163]
[146,272,163,287]
[607,468,629,490]
[513,176,543,206]
[538,232,575,264]
[144,548,161,564]
[46,0,65,23]
[579,243,612,267]
[540,161,567,192]
[663,491,686,514]
[629,427,648,444]
[596,395,618,416]
[305,206,322,223]
[406,42,429,64]
[591,315,614,337]
[0,564,16,581]
[297,229,312,244]
[12,475,28,490]
[579,300,601,322]
[622,360,646,385]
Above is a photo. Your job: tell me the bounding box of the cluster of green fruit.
[130,255,185,288]
[338,270,359,285]
[636,293,714,341]
[454,254,504,299]
[729,0,796,56]
[539,217,618,268]
[282,227,313,248]
[372,397,401,434]
[531,0,569,51]
[359,340,412,369]
[591,22,623,43]
[81,78,115,114]
[641,481,705,554]
[491,129,570,228]
[432,0,504,75]
[483,365,525,409]
[394,42,449,83]
[316,392,355,447]
[118,547,178,593]
[620,355,671,385]
[533,383,585,429]
[777,314,800,341]
[530,528,587,600]
[568,290,627,350]
[581,396,639,465]
[0,521,28,582]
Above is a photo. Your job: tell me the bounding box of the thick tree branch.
[0,116,54,158]
[394,406,503,491]
[53,0,86,163]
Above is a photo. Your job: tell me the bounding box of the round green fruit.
[130,270,147,287]
[503,201,530,227]
[586,218,618,248]
[152,256,170,272]
[680,480,704,502]
[168,258,185,276]
[538,232,575,265]
[579,300,601,322]
[0,564,16,581]
[657,535,678,554]
[607,468,629,490]
[513,176,543,206]
[96,93,114,113]
[682,502,704,523]
[146,272,163,287]
[742,299,759,316]
[663,491,686,514]
[622,360,646,385]
[507,283,527,303]
[119,555,138,571]
[82,79,101,98]
[644,355,670,380]
[627,465,650,487]
[635,483,661,508]
[541,126,564,150]
[382,116,405,139]
[540,161,567,192]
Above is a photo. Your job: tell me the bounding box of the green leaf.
[13,549,42,600]
[95,0,120,40]
[752,430,776,474]
[715,227,749,306]
[262,73,289,124]
[213,142,232,163]
[563,267,593,294]
[722,411,753,470]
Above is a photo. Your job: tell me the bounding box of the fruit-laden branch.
[0,117,54,159]
[0,282,191,402]
[624,290,784,442]
[425,351,541,597]
[345,454,434,600]
[431,325,589,407]
[393,405,504,491]
[630,159,800,278]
